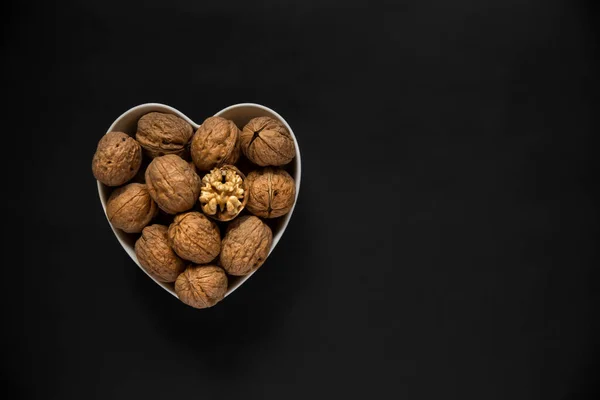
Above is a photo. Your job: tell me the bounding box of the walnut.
[136,112,193,158]
[199,165,248,221]
[246,168,295,218]
[145,154,201,214]
[106,183,158,233]
[92,132,142,186]
[240,117,295,166]
[168,212,221,264]
[191,116,240,171]
[134,224,185,283]
[220,215,272,276]
[175,265,228,309]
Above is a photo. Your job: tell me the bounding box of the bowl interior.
[97,103,301,299]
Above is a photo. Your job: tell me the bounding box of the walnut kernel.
[199,165,248,221]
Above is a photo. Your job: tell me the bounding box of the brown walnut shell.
[199,165,248,222]
[136,112,193,158]
[191,116,241,171]
[175,265,228,309]
[92,131,142,186]
[134,224,185,283]
[240,117,295,166]
[168,212,221,264]
[220,215,273,276]
[246,168,295,218]
[106,183,158,233]
[145,154,201,214]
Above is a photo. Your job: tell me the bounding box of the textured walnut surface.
[145,155,201,214]
[191,116,240,171]
[106,183,158,233]
[199,165,247,221]
[168,212,221,264]
[175,265,228,309]
[220,215,272,276]
[136,112,193,158]
[246,167,295,218]
[92,131,142,186]
[135,224,185,283]
[240,117,295,166]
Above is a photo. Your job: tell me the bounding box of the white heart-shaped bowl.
[97,103,301,299]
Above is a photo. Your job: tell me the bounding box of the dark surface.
[3,0,598,399]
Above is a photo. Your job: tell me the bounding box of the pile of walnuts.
[92,112,296,309]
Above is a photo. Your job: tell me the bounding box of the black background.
[3,0,599,399]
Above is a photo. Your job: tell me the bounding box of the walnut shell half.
[145,155,201,214]
[136,112,193,158]
[199,165,248,221]
[106,183,158,233]
[92,132,142,186]
[191,116,240,171]
[175,265,228,309]
[220,215,273,276]
[168,212,221,264]
[135,224,185,283]
[240,117,295,166]
[246,168,295,218]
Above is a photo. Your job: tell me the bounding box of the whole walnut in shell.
[199,165,248,221]
[246,168,296,218]
[106,183,158,233]
[135,224,185,283]
[136,112,193,158]
[220,215,273,276]
[168,212,221,264]
[191,116,240,171]
[92,131,142,186]
[175,265,228,309]
[145,155,201,214]
[240,117,295,166]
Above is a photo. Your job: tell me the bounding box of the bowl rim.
[96,102,302,300]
